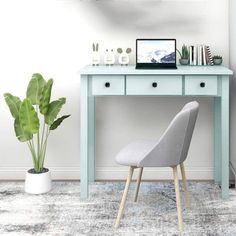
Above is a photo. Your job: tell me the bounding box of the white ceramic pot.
[25,168,52,194]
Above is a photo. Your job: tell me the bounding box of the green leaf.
[19,98,40,134]
[4,93,21,119]
[45,98,66,125]
[26,73,46,105]
[39,79,53,115]
[14,118,33,142]
[50,115,70,130]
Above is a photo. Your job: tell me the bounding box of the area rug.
[0,181,236,236]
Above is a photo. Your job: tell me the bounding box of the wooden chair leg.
[114,166,134,229]
[173,166,183,232]
[180,163,191,208]
[134,167,143,202]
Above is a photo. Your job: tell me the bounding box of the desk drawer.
[185,76,218,95]
[126,76,182,95]
[92,75,125,95]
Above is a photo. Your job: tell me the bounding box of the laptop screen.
[136,39,177,69]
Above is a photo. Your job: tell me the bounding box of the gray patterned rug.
[0,181,236,236]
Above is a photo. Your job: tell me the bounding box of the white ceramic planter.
[25,169,52,194]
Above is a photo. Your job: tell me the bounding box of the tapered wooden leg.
[173,166,183,232]
[180,163,191,208]
[114,166,134,228]
[134,167,143,202]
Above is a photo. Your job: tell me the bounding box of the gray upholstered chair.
[114,101,199,231]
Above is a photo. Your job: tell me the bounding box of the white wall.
[0,0,229,180]
[229,0,236,175]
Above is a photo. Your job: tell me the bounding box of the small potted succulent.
[213,55,223,65]
[4,73,70,194]
[177,44,189,65]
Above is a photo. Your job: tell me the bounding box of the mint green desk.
[80,65,233,199]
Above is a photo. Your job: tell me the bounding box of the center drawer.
[92,75,125,95]
[126,75,182,95]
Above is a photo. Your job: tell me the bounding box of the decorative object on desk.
[4,73,70,194]
[189,45,214,66]
[117,48,132,66]
[104,49,115,66]
[213,55,223,65]
[205,46,214,65]
[91,43,100,66]
[177,44,189,65]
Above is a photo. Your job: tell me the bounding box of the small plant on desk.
[213,55,223,65]
[177,44,189,65]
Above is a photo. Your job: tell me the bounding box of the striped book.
[205,46,214,65]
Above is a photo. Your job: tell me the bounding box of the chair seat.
[115,140,157,167]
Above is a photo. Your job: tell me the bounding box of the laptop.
[136,39,177,69]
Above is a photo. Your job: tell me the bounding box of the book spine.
[193,45,197,65]
[198,45,203,66]
[203,45,207,65]
[205,46,210,65]
[189,46,193,65]
[206,46,214,65]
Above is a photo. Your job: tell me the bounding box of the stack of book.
[189,45,214,66]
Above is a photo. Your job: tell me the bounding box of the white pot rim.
[26,168,50,174]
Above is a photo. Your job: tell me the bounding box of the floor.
[0,181,236,236]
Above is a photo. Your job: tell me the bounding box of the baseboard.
[0,166,213,180]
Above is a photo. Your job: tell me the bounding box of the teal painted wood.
[80,65,233,76]
[88,77,95,182]
[92,75,125,95]
[221,76,229,199]
[185,76,218,96]
[80,66,232,200]
[214,97,221,184]
[126,75,182,95]
[80,75,89,199]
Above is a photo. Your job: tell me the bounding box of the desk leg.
[88,95,95,182]
[80,75,89,199]
[214,97,221,184]
[221,76,229,199]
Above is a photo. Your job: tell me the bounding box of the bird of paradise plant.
[4,73,70,173]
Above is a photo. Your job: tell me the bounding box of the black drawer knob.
[200,82,205,88]
[105,82,110,88]
[152,82,157,88]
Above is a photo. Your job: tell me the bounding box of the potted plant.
[4,73,70,194]
[213,55,223,65]
[177,44,189,65]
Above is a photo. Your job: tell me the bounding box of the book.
[189,46,193,65]
[202,45,207,65]
[205,46,214,65]
[193,45,197,65]
[199,45,203,65]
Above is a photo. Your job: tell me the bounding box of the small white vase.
[25,168,52,194]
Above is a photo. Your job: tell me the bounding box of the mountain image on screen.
[137,41,176,64]
[139,50,175,64]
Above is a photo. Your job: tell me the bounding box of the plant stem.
[36,105,41,171]
[176,49,182,58]
[27,141,37,171]
[40,127,50,169]
[39,121,46,171]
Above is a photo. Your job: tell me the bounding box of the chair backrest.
[139,101,199,167]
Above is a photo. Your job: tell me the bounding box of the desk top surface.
[80,65,233,76]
